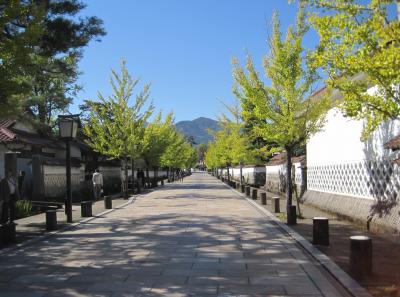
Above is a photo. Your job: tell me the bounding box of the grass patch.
[15,200,35,219]
[276,213,286,221]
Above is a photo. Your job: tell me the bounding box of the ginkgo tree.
[160,127,197,181]
[233,5,330,223]
[204,106,256,184]
[140,112,175,187]
[83,60,153,198]
[304,0,400,139]
[204,141,224,177]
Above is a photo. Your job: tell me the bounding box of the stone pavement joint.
[0,172,353,297]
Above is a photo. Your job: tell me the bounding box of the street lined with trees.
[0,1,399,296]
[205,0,399,225]
[83,61,197,196]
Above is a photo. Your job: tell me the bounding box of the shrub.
[15,200,34,219]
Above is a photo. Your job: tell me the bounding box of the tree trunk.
[124,156,129,199]
[153,167,157,187]
[145,168,149,188]
[285,147,293,209]
[38,104,47,124]
[131,157,135,193]
[239,162,243,186]
[227,165,230,182]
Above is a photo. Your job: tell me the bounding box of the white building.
[303,87,400,232]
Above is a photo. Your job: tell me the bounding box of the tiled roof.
[0,119,17,142]
[0,119,62,148]
[266,153,306,166]
[0,119,16,128]
[384,134,400,151]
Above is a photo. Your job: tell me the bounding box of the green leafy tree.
[218,103,257,184]
[27,54,82,133]
[0,0,105,124]
[28,0,105,127]
[305,0,400,139]
[196,143,208,169]
[233,6,330,221]
[161,128,197,180]
[141,112,174,186]
[83,60,153,197]
[0,1,44,116]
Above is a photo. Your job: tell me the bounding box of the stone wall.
[302,190,400,233]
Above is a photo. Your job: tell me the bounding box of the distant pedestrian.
[92,169,103,200]
[0,170,20,223]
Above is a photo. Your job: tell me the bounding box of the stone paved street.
[0,172,349,297]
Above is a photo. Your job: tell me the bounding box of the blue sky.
[72,1,318,122]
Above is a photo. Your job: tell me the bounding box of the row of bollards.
[237,181,373,277]
[218,176,373,278]
[312,217,372,276]
[45,195,114,231]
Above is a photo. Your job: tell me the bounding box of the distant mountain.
[175,117,220,145]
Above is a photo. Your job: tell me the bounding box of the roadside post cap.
[350,235,371,241]
[313,217,328,220]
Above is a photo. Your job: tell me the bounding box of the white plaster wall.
[307,107,400,166]
[53,142,81,159]
[12,121,36,133]
[265,165,280,174]
[265,162,302,186]
[243,167,265,174]
[44,164,84,177]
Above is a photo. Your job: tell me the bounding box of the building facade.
[304,105,400,232]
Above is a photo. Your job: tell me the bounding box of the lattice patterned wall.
[44,173,82,198]
[307,159,400,200]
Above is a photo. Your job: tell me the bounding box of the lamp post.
[58,114,80,223]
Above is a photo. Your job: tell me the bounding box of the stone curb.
[216,177,372,297]
[0,194,139,256]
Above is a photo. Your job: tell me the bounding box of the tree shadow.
[363,121,399,221]
[0,190,307,296]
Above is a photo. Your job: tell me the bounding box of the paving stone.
[218,284,286,295]
[0,173,349,297]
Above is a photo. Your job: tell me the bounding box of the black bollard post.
[350,235,372,276]
[81,201,93,217]
[313,217,329,246]
[287,205,297,225]
[252,189,257,200]
[273,196,280,213]
[0,224,4,246]
[46,210,58,231]
[241,184,245,193]
[245,186,251,196]
[261,192,267,205]
[1,222,16,244]
[104,196,112,209]
[161,180,164,186]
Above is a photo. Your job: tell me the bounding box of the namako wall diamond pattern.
[307,159,400,200]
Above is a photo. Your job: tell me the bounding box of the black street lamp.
[58,114,80,223]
